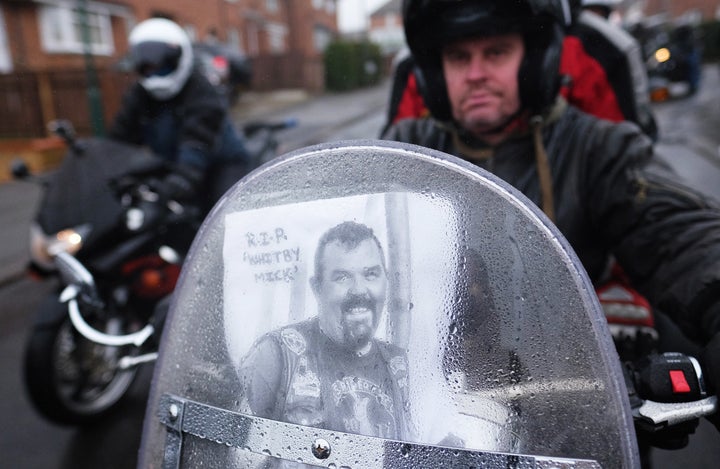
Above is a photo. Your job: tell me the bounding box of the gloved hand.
[701,330,720,433]
[156,165,203,201]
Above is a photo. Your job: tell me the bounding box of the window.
[266,0,279,13]
[313,0,323,10]
[325,1,336,15]
[39,3,114,55]
[313,26,331,53]
[266,23,287,54]
[184,24,197,42]
[228,29,244,53]
[0,8,12,72]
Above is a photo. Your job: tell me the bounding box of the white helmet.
[128,18,193,100]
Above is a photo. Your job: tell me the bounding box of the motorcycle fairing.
[139,140,640,468]
[37,138,166,245]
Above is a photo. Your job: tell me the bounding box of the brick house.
[0,0,338,137]
[368,0,404,56]
[640,0,720,21]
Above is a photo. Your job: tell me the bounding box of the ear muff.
[414,65,452,123]
[518,22,564,116]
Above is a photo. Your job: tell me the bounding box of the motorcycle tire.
[23,294,139,425]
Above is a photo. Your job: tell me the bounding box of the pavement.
[230,79,391,151]
[0,80,391,287]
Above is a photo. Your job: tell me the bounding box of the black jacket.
[109,71,227,170]
[383,103,720,344]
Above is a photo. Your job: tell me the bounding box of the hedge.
[700,20,720,61]
[325,40,383,91]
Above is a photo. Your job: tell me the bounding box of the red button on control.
[669,370,691,393]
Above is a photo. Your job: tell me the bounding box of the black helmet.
[403,0,566,121]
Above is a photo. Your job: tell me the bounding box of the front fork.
[56,251,159,370]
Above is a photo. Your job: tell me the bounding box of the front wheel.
[23,295,139,425]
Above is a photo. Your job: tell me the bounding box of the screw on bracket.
[311,438,331,460]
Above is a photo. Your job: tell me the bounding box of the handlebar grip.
[625,352,717,441]
[633,352,707,403]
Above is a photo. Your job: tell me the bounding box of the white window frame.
[0,7,12,72]
[266,0,279,13]
[266,22,287,54]
[313,26,331,53]
[325,0,336,15]
[38,1,114,55]
[228,28,244,53]
[184,24,197,42]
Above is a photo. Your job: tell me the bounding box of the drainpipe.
[77,0,105,136]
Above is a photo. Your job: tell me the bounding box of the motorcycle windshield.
[140,141,638,468]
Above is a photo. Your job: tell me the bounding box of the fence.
[250,53,324,93]
[0,54,325,139]
[0,68,133,139]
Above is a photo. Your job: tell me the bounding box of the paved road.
[652,65,720,202]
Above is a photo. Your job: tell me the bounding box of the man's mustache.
[464,83,500,99]
[341,294,376,315]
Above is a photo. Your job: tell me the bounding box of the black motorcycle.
[13,118,295,425]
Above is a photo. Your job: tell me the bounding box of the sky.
[337,0,390,33]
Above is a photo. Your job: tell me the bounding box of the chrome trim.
[64,289,155,347]
[636,396,717,427]
[688,356,707,397]
[118,352,159,370]
[55,251,95,288]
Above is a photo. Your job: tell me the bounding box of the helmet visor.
[131,41,182,78]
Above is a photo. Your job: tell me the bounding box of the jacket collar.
[444,96,568,160]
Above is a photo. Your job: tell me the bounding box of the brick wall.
[642,0,720,20]
[0,0,338,138]
[2,0,338,72]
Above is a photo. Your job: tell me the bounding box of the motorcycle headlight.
[30,223,91,270]
[655,47,671,63]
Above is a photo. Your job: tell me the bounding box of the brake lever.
[634,396,717,429]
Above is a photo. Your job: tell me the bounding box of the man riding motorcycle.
[381,13,627,137]
[109,18,250,202]
[382,0,720,448]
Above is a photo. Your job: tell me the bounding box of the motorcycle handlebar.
[243,117,298,136]
[625,352,717,441]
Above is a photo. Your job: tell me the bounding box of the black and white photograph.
[222,191,511,448]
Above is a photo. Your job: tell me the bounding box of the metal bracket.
[158,395,185,469]
[156,393,602,468]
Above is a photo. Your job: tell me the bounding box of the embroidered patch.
[389,355,408,377]
[280,327,307,356]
